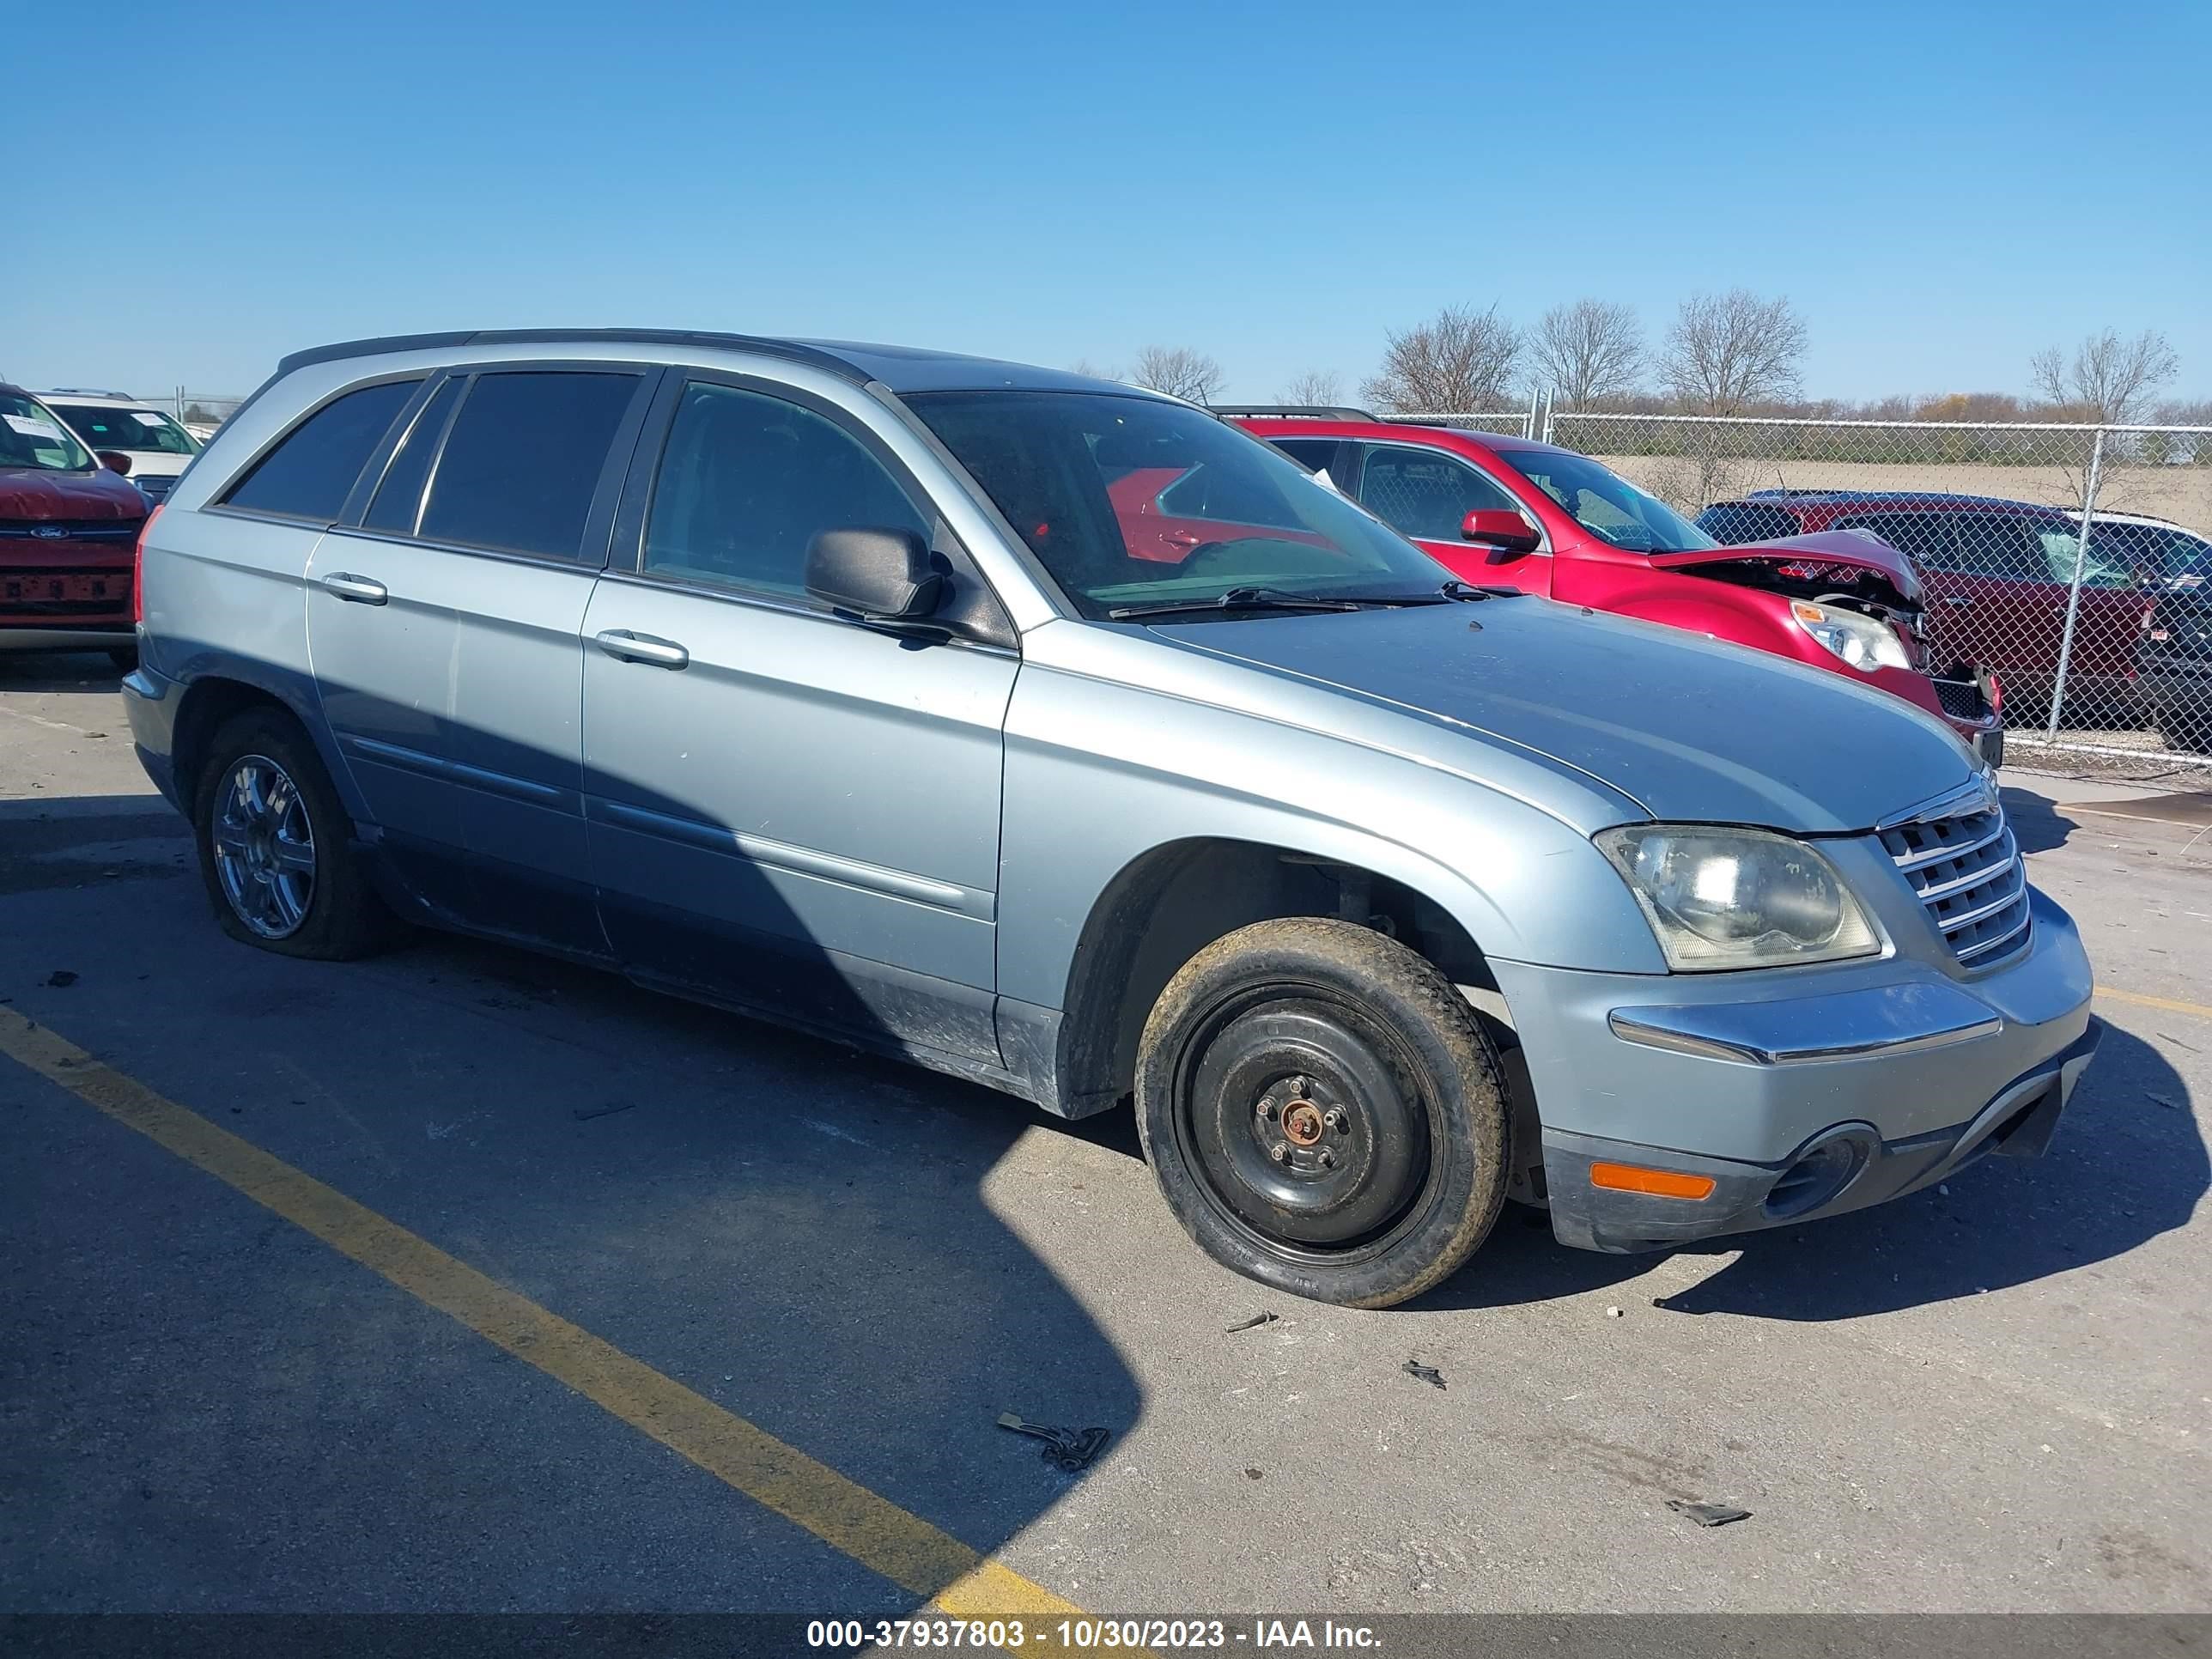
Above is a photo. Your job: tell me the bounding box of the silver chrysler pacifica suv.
[122,330,2100,1307]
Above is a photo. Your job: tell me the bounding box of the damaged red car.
[1232,410,2003,768]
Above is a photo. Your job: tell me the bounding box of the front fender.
[994,656,1667,1015]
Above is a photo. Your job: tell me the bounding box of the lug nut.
[1317,1149,1336,1170]
[1259,1097,1279,1121]
[1269,1143,1288,1163]
[1322,1108,1346,1132]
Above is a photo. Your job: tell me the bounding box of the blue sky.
[11,0,2208,404]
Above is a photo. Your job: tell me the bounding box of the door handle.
[322,573,388,605]
[594,629,690,669]
[1940,595,1972,608]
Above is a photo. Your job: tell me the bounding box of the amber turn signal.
[1589,1161,1717,1200]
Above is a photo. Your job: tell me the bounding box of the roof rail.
[44,386,137,398]
[1211,404,1378,422]
[273,328,875,386]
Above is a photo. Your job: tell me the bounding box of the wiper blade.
[1106,586,1366,621]
[1439,580,1526,601]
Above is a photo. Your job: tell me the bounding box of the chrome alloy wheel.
[210,754,316,939]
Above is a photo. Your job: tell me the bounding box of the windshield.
[1495,449,1717,553]
[49,403,200,456]
[0,392,97,472]
[904,391,1451,616]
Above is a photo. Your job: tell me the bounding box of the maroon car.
[1698,491,2143,720]
[0,384,147,669]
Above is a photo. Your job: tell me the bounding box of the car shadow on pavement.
[2001,786,2080,854]
[1,781,1140,1613]
[0,651,125,695]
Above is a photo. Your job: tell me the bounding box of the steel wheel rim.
[1171,981,1440,1266]
[211,754,315,939]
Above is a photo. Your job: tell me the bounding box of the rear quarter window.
[1694,503,1802,544]
[222,380,423,520]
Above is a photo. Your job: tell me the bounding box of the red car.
[1698,490,2147,722]
[1,384,147,670]
[1231,410,2002,766]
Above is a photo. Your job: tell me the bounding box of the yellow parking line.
[2097,987,2212,1023]
[0,1006,1085,1631]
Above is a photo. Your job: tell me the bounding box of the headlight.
[1790,599,1911,672]
[1597,825,1881,971]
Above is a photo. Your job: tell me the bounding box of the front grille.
[1879,799,2031,969]
[1930,677,1989,720]
[0,520,140,541]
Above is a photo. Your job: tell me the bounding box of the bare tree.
[1129,346,1224,405]
[1068,357,1121,382]
[1530,299,1642,409]
[1360,304,1523,414]
[2027,329,2179,424]
[1277,369,1345,406]
[1660,289,1808,414]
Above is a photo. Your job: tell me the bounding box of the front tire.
[1135,918,1510,1309]
[192,709,398,960]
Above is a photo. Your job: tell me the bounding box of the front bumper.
[1489,885,2098,1254]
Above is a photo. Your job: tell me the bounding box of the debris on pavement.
[1244,1468,1264,1480]
[572,1100,641,1122]
[1605,1305,1624,1318]
[44,970,77,988]
[2147,1092,2183,1110]
[997,1412,1112,1472]
[1224,1310,1279,1334]
[1402,1359,1446,1391]
[1667,1499,1751,1528]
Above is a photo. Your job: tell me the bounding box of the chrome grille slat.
[1878,797,2032,971]
[1891,821,2007,872]
[1916,849,2020,904]
[1954,908,2033,961]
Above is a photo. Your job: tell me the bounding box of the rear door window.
[363,377,463,535]
[1838,511,1954,568]
[1696,502,1802,544]
[417,370,643,560]
[222,380,422,520]
[1356,446,1521,541]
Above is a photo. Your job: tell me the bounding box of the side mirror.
[1461,507,1539,555]
[96,450,133,477]
[805,526,946,621]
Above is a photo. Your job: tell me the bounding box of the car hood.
[0,466,149,522]
[1154,599,1975,833]
[1651,530,1922,604]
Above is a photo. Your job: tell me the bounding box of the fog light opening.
[1765,1127,1875,1219]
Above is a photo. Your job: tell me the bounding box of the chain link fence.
[144,389,249,432]
[1391,404,2212,774]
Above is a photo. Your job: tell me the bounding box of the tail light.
[132,504,162,625]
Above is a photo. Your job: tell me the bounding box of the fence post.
[2044,427,2106,738]
[1522,388,1540,441]
[1540,389,1557,446]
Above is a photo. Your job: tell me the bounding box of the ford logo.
[30,525,65,539]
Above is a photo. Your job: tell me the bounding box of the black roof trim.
[1212,404,1378,422]
[276,329,874,385]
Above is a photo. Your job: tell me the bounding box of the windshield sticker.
[4,415,65,440]
[133,411,172,427]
